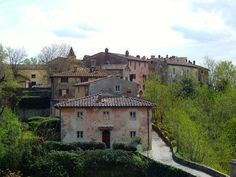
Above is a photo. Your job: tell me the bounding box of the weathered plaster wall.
[18,69,48,87]
[128,60,149,91]
[89,77,138,97]
[167,65,199,82]
[60,107,152,150]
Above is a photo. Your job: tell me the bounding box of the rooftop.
[55,94,154,108]
[52,67,109,78]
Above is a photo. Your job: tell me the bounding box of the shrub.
[29,150,194,177]
[112,142,137,151]
[43,141,106,152]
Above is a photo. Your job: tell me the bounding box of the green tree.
[23,57,40,65]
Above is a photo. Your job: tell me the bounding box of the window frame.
[77,131,83,138]
[103,111,110,120]
[130,131,136,138]
[130,111,136,120]
[77,111,83,119]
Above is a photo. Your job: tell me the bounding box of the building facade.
[55,94,153,150]
[83,48,149,93]
[51,67,108,116]
[74,76,138,98]
[148,55,209,83]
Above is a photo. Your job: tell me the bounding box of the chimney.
[90,66,95,72]
[136,55,140,58]
[166,54,168,58]
[125,50,129,57]
[73,66,78,72]
[127,87,132,97]
[193,60,196,65]
[151,55,155,59]
[96,94,103,103]
[158,55,161,58]
[105,48,109,54]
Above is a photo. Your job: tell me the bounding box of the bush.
[112,142,137,151]
[43,141,106,152]
[27,116,60,141]
[29,150,194,177]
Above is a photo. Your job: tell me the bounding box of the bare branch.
[38,43,71,63]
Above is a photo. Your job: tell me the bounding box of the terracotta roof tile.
[55,94,154,108]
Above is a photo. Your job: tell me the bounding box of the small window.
[61,77,68,83]
[59,89,69,96]
[77,112,83,119]
[130,131,136,138]
[129,74,136,82]
[115,85,120,92]
[103,111,110,120]
[91,59,96,66]
[31,74,36,78]
[77,131,83,138]
[143,75,147,81]
[130,112,136,120]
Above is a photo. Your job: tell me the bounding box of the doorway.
[102,130,110,148]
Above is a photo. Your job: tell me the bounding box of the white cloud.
[0,0,236,64]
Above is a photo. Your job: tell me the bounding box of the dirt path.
[143,131,213,177]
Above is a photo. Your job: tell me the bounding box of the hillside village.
[2,45,236,177]
[14,47,209,149]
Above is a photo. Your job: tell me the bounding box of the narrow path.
[143,131,212,177]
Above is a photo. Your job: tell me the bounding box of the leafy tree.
[38,43,71,63]
[214,61,236,91]
[23,57,41,65]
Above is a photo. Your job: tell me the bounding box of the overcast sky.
[0,0,236,65]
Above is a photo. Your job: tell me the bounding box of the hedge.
[28,150,195,177]
[44,141,106,151]
[18,96,50,109]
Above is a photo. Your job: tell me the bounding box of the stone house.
[15,47,81,88]
[50,67,108,116]
[17,64,48,88]
[83,48,149,93]
[73,76,138,98]
[148,55,209,83]
[55,94,153,150]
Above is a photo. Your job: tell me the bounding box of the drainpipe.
[147,108,150,150]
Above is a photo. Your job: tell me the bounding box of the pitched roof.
[55,94,154,108]
[84,51,148,63]
[52,67,109,77]
[73,76,111,86]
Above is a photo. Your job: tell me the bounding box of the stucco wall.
[18,69,48,87]
[128,60,149,91]
[60,107,152,150]
[89,77,138,97]
[167,65,199,82]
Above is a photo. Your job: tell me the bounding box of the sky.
[0,0,236,65]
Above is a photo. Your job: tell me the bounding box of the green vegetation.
[144,60,236,174]
[29,150,194,177]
